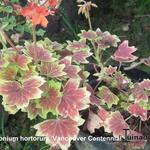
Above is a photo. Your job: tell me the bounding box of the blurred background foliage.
[59,0,150,57]
[58,0,150,73]
[0,0,150,59]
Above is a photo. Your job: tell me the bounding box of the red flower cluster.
[49,0,58,8]
[21,2,55,27]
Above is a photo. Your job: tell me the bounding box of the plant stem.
[104,57,112,65]
[95,48,100,63]
[32,25,37,64]
[132,124,138,131]
[118,62,122,71]
[87,11,101,66]
[2,30,19,51]
[86,7,104,89]
[32,25,37,48]
[139,120,142,132]
[99,49,104,66]
[23,141,31,150]
[145,123,150,132]
[1,111,5,137]
[87,12,101,67]
[40,145,50,150]
[124,58,146,70]
[95,47,104,72]
[87,12,92,30]
[94,80,102,91]
[131,118,140,131]
[93,63,99,73]
[1,110,9,148]
[87,12,101,66]
[125,115,133,122]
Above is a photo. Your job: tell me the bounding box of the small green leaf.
[36,29,46,36]
[11,0,19,3]
[5,6,13,13]
[139,101,150,110]
[15,25,25,33]
[2,16,16,31]
[15,24,32,34]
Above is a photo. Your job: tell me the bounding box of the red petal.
[21,2,51,27]
[40,16,49,28]
[49,0,58,7]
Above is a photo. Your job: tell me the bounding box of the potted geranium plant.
[0,0,150,150]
